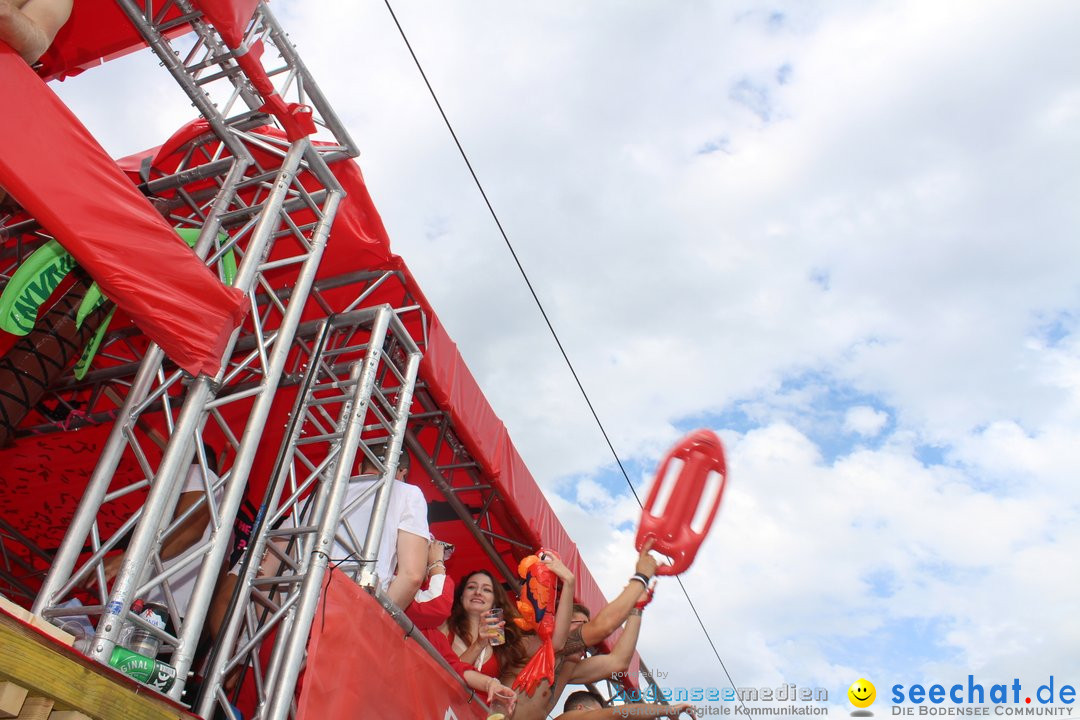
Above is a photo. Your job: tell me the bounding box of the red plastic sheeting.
[35,0,258,82]
[120,121,626,652]
[114,119,397,276]
[0,428,150,556]
[0,48,247,377]
[296,569,487,720]
[191,0,259,48]
[422,313,610,619]
[0,118,639,676]
[35,0,186,81]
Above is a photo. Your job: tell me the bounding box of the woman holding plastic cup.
[443,570,525,676]
[419,569,520,713]
[423,555,575,715]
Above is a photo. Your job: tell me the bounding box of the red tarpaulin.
[296,569,488,719]
[0,119,639,678]
[35,0,259,82]
[0,46,247,377]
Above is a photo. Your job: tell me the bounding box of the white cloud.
[844,406,889,437]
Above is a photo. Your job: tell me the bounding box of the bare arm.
[461,670,517,712]
[386,529,427,609]
[558,702,696,719]
[404,547,453,629]
[0,0,72,63]
[570,611,641,684]
[544,553,576,650]
[456,630,493,667]
[103,490,208,581]
[161,491,211,561]
[582,542,656,647]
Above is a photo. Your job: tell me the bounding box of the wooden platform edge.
[0,605,201,720]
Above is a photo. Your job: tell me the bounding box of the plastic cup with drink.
[483,607,505,646]
[486,681,516,720]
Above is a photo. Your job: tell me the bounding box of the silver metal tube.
[195,317,345,719]
[175,0,264,111]
[263,308,398,720]
[257,1,359,156]
[115,0,253,163]
[32,343,166,614]
[404,430,520,588]
[80,139,310,670]
[88,382,209,661]
[168,166,341,698]
[260,360,370,720]
[34,141,251,616]
[229,142,307,292]
[189,157,252,266]
[356,350,422,591]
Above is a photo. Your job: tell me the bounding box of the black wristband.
[630,573,650,588]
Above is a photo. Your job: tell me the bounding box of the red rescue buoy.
[636,429,727,576]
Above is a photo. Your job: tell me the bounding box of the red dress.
[448,629,500,677]
[406,574,500,679]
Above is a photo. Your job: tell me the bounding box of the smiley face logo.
[848,678,876,709]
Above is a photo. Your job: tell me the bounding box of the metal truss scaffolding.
[0,520,52,603]
[27,0,353,705]
[197,306,420,720]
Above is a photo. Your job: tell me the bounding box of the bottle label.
[108,647,176,692]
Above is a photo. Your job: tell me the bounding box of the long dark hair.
[449,569,529,671]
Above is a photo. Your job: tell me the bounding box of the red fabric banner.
[190,0,259,48]
[35,0,255,82]
[35,0,190,81]
[0,47,246,377]
[297,569,488,719]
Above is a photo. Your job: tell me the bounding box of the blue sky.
[51,0,1080,714]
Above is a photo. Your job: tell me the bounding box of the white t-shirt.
[147,465,221,613]
[332,475,428,590]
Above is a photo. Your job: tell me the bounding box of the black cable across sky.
[381,0,749,713]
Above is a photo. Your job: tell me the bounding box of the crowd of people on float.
[372,450,696,719]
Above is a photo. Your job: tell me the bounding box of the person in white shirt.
[104,444,225,620]
[333,449,428,609]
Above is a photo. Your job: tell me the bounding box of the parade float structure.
[0,1,662,718]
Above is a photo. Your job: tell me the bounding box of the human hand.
[486,677,517,713]
[669,702,697,718]
[540,549,574,583]
[480,611,506,645]
[470,629,492,650]
[635,538,658,579]
[427,539,444,566]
